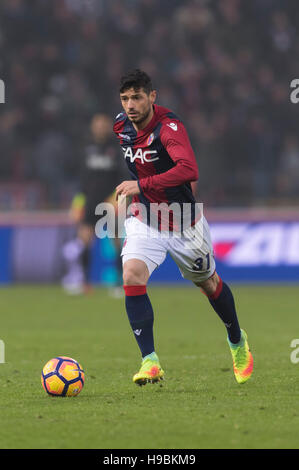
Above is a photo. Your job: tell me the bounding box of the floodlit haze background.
[1,0,299,210]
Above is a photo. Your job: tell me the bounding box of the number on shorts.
[193,253,210,272]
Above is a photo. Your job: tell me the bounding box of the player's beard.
[128,104,152,126]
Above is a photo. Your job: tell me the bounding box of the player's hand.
[115,180,140,200]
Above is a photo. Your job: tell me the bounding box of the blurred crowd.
[0,0,298,209]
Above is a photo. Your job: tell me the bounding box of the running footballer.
[113,69,253,386]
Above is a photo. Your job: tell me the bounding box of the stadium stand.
[0,0,298,209]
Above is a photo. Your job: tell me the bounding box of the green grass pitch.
[0,284,298,449]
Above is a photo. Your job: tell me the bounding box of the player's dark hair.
[119,69,153,95]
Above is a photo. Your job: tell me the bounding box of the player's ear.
[150,90,157,104]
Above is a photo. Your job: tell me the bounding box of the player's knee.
[122,260,149,286]
[195,271,220,297]
[122,267,145,286]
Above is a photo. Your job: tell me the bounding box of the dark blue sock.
[124,285,155,358]
[208,279,241,344]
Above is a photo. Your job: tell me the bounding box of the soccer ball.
[41,356,85,397]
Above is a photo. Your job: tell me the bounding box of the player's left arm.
[138,122,199,193]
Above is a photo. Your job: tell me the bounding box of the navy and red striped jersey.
[113,104,199,229]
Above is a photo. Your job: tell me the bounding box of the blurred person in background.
[62,113,126,296]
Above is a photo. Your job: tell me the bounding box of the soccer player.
[113,69,253,386]
[62,113,125,296]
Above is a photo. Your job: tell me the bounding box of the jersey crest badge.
[146,133,154,146]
